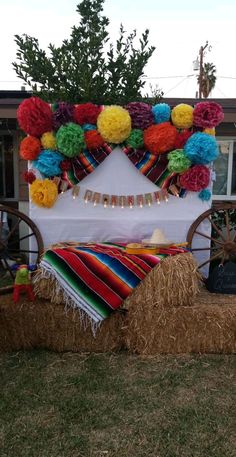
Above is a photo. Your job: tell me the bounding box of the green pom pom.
[56,122,85,157]
[168,149,191,173]
[126,129,144,149]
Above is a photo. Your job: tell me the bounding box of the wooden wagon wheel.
[187,203,236,272]
[0,205,44,294]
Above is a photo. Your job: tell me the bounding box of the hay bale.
[0,295,124,353]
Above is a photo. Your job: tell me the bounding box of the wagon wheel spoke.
[198,250,224,270]
[225,210,231,241]
[2,258,15,279]
[207,216,226,242]
[194,230,224,246]
[7,248,39,254]
[6,218,21,241]
[8,232,35,246]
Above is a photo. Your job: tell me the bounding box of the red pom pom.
[193,102,224,128]
[85,130,104,149]
[74,103,101,125]
[17,97,53,137]
[20,136,41,160]
[23,171,36,184]
[174,130,192,149]
[143,122,177,154]
[60,159,71,171]
[179,165,210,191]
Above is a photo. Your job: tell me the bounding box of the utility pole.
[198,41,208,99]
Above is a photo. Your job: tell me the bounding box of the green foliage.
[12,0,158,104]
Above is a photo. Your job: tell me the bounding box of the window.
[213,139,236,200]
[0,133,18,200]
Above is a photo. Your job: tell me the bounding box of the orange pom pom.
[144,122,177,154]
[20,136,41,160]
[85,130,104,149]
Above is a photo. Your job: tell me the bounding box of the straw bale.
[0,295,124,353]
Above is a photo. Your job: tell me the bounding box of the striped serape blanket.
[37,242,186,326]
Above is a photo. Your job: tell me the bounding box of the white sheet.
[30,147,211,273]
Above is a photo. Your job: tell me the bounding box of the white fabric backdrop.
[30,147,211,271]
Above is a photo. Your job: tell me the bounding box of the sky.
[0,0,236,98]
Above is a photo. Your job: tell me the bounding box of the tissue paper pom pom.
[19,136,41,160]
[74,103,101,125]
[30,179,58,208]
[53,102,75,130]
[85,130,104,149]
[199,189,211,201]
[60,159,71,171]
[204,127,215,136]
[126,129,144,149]
[152,103,171,124]
[82,123,97,131]
[193,102,224,128]
[184,132,219,164]
[23,170,36,184]
[33,150,64,177]
[167,149,191,173]
[17,97,53,137]
[174,130,192,149]
[41,132,56,150]
[97,106,131,143]
[143,122,177,154]
[171,104,193,129]
[125,102,154,130]
[179,165,210,191]
[56,123,85,157]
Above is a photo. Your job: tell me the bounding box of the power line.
[165,75,193,95]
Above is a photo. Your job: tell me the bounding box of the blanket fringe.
[33,269,100,336]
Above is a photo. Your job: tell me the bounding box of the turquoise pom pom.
[152,103,171,124]
[33,150,63,177]
[82,123,97,131]
[184,132,219,165]
[199,189,212,201]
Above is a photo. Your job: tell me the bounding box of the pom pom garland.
[85,130,104,149]
[33,150,64,177]
[167,149,191,173]
[19,136,41,160]
[198,189,212,201]
[126,129,144,149]
[143,122,177,155]
[126,102,154,130]
[184,132,219,165]
[41,132,56,150]
[30,179,58,208]
[74,103,101,125]
[97,106,131,144]
[53,102,75,130]
[17,97,53,137]
[56,123,85,157]
[179,165,210,191]
[193,102,224,128]
[171,104,194,129]
[152,103,171,124]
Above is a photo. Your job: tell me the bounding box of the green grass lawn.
[0,351,235,457]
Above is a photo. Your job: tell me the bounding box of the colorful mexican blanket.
[38,242,186,325]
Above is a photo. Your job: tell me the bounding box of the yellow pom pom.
[204,127,215,136]
[41,131,56,150]
[97,106,131,143]
[171,104,193,129]
[30,179,58,208]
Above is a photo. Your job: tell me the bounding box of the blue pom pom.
[82,123,96,131]
[152,103,171,124]
[184,132,219,165]
[198,189,212,201]
[33,150,63,177]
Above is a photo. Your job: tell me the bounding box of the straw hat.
[142,228,173,246]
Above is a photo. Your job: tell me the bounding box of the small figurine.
[12,264,37,303]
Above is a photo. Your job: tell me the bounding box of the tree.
[198,62,217,98]
[12,0,158,104]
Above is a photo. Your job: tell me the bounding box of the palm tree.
[198,62,217,98]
